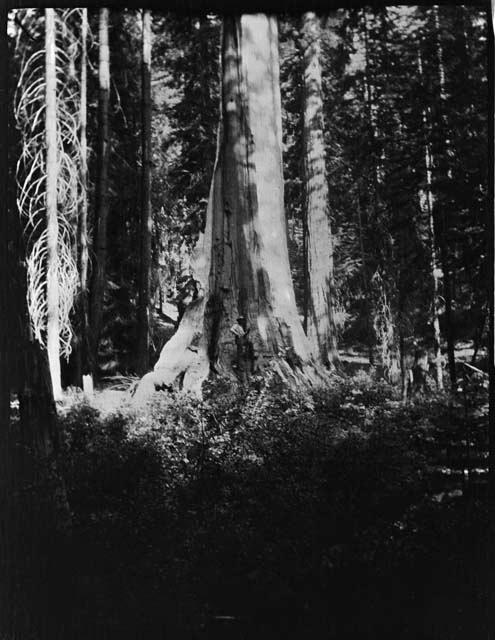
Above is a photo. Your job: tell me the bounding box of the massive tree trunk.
[136,9,152,375]
[301,12,339,368]
[45,8,62,400]
[89,8,110,376]
[134,15,322,402]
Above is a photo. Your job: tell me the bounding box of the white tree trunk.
[134,15,322,403]
[45,8,62,400]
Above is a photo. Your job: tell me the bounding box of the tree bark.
[356,196,375,365]
[360,13,378,366]
[301,12,339,368]
[45,8,62,400]
[433,4,456,388]
[77,7,90,385]
[89,8,110,377]
[134,15,323,402]
[418,48,444,391]
[137,9,152,375]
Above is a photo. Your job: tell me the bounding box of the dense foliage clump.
[57,374,489,639]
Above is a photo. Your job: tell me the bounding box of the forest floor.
[45,343,490,639]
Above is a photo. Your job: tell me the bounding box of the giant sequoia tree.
[134,15,322,401]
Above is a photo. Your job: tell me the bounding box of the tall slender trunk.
[78,7,90,384]
[301,12,338,367]
[357,196,375,365]
[433,4,456,387]
[362,11,384,369]
[137,9,152,375]
[418,49,444,391]
[89,8,110,376]
[489,5,495,632]
[358,14,377,365]
[45,8,62,400]
[134,15,324,402]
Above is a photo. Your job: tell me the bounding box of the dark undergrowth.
[51,371,489,639]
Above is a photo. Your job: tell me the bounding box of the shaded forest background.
[7,6,490,385]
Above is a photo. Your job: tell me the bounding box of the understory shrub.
[57,372,488,639]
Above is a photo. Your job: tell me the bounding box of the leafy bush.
[56,373,488,639]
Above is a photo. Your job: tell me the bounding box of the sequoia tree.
[301,11,339,367]
[134,14,322,401]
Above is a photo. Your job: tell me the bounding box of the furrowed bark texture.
[137,9,153,375]
[134,15,321,401]
[78,7,90,381]
[45,8,62,400]
[301,12,339,368]
[90,8,110,375]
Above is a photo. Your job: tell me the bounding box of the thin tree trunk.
[361,12,379,367]
[137,9,152,375]
[45,8,62,400]
[489,3,495,622]
[352,16,374,364]
[78,7,90,386]
[418,47,444,391]
[89,7,110,377]
[356,196,375,365]
[301,12,338,368]
[433,4,457,387]
[134,15,324,402]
